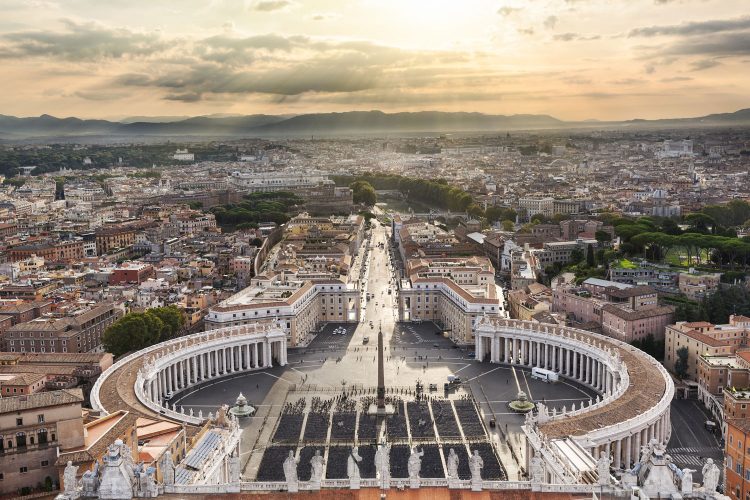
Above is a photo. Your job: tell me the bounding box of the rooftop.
[0,388,83,414]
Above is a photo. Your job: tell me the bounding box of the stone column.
[504,337,510,363]
[254,343,259,368]
[572,351,578,380]
[245,344,251,369]
[265,341,272,367]
[166,365,173,392]
[614,439,622,469]
[625,435,632,469]
[587,357,593,385]
[545,344,550,369]
[490,337,497,363]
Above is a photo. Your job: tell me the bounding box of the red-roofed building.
[666,315,750,382]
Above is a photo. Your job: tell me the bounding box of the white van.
[531,367,558,383]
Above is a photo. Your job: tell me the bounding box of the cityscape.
[0,1,749,500]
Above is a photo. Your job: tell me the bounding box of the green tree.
[674,346,689,379]
[102,314,152,357]
[586,244,595,267]
[595,230,612,243]
[569,248,584,264]
[350,180,377,206]
[146,306,185,339]
[501,219,514,232]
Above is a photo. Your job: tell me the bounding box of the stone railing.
[91,321,285,419]
[234,479,595,492]
[575,358,674,446]
[476,318,631,423]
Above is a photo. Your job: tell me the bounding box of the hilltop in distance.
[1,108,749,141]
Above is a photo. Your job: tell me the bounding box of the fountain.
[507,359,536,413]
[508,390,535,413]
[228,393,256,418]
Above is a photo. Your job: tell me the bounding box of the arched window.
[16,432,26,447]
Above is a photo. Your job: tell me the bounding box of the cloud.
[112,36,464,101]
[608,78,647,85]
[73,90,130,101]
[628,16,750,37]
[659,32,750,57]
[544,16,558,30]
[690,59,721,71]
[0,19,166,60]
[251,0,293,12]
[661,76,693,82]
[518,28,535,36]
[497,6,521,16]
[553,32,600,41]
[311,13,340,21]
[164,92,203,102]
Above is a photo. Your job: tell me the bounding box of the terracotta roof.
[601,304,674,321]
[0,388,83,414]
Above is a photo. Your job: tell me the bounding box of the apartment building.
[665,315,750,382]
[398,256,502,344]
[0,389,85,494]
[679,271,722,300]
[552,278,674,341]
[2,303,121,354]
[7,240,85,263]
[725,418,750,500]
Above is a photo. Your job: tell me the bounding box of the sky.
[0,0,748,121]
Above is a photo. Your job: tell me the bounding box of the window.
[37,414,44,424]
[16,418,22,426]
[20,467,28,474]
[41,460,49,467]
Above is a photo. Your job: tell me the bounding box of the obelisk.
[368,322,394,415]
[377,324,385,410]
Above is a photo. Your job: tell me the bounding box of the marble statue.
[469,450,484,482]
[81,461,100,497]
[120,442,135,483]
[228,452,241,484]
[283,450,298,481]
[681,468,695,494]
[347,447,363,480]
[407,447,424,479]
[135,466,157,498]
[375,444,391,484]
[64,461,79,495]
[161,451,174,486]
[310,450,324,487]
[530,456,544,485]
[702,458,720,493]
[596,451,611,486]
[446,448,459,479]
[215,405,230,427]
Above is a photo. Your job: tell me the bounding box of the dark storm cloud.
[0,19,166,60]
[628,16,750,37]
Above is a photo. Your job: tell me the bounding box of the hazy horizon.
[1,0,748,121]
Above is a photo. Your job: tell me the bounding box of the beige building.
[2,302,121,354]
[206,275,360,347]
[398,256,503,344]
[665,315,750,381]
[0,389,85,494]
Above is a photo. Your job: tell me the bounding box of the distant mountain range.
[0,108,749,141]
